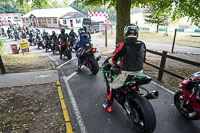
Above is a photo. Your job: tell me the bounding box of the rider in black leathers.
[58,28,69,59]
[50,31,58,54]
[69,28,77,48]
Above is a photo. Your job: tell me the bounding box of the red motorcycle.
[174,71,200,120]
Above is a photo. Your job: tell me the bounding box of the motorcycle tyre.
[129,95,156,133]
[174,90,199,120]
[89,56,99,75]
[66,47,72,60]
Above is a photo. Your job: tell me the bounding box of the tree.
[144,8,170,32]
[173,0,200,27]
[0,2,25,14]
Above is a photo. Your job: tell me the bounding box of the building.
[59,12,86,28]
[22,7,85,28]
[0,13,22,26]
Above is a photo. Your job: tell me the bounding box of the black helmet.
[61,28,65,33]
[124,24,139,40]
[52,31,55,34]
[78,28,85,34]
[83,26,87,31]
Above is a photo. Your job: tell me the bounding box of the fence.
[145,49,200,81]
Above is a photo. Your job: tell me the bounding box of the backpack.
[80,33,89,44]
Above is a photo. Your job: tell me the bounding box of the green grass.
[92,30,200,48]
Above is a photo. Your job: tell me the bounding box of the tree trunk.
[156,24,159,32]
[116,0,131,44]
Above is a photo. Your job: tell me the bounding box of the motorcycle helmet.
[124,24,139,40]
[78,28,85,34]
[83,26,87,32]
[61,28,65,33]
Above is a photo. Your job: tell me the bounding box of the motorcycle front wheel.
[66,46,72,60]
[174,90,199,120]
[129,95,156,133]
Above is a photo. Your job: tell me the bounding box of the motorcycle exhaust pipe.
[145,90,158,100]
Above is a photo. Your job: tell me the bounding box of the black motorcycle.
[59,41,72,60]
[14,30,20,41]
[36,33,45,49]
[43,33,52,52]
[76,43,100,74]
[101,58,158,133]
[52,38,60,54]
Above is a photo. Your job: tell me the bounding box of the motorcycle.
[14,30,20,41]
[59,41,72,60]
[76,42,100,74]
[43,33,52,52]
[174,71,200,120]
[52,38,60,54]
[101,58,158,133]
[36,33,45,49]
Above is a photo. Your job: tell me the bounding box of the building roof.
[22,7,79,18]
[60,12,86,19]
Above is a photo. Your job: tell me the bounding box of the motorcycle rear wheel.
[174,90,199,120]
[89,56,99,74]
[129,95,156,133]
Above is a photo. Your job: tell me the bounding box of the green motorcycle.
[102,57,158,133]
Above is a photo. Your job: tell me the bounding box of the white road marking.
[63,73,87,133]
[57,57,76,69]
[152,81,175,95]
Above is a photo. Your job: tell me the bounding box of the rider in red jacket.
[103,24,146,112]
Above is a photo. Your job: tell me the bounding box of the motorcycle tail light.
[92,48,96,52]
[131,86,136,90]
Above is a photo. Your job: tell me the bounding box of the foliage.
[173,0,200,27]
[0,2,25,14]
[144,1,172,32]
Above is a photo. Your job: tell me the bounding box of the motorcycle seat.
[125,74,152,85]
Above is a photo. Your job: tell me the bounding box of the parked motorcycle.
[76,43,100,74]
[174,71,200,120]
[101,57,158,133]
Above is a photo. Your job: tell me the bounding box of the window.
[23,19,25,23]
[26,19,29,23]
[76,19,81,24]
[8,17,11,19]
[53,19,57,24]
[14,17,18,19]
[43,19,46,23]
[63,20,66,24]
[48,19,51,24]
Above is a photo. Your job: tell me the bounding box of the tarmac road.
[1,35,200,133]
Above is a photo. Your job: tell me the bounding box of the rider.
[103,24,146,112]
[83,26,91,39]
[76,27,90,70]
[7,28,11,39]
[69,28,77,48]
[58,28,69,59]
[50,31,58,54]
